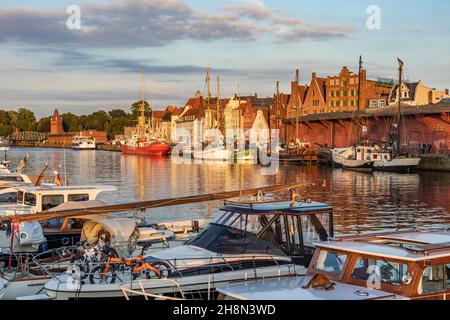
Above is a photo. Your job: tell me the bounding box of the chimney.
[312,72,317,79]
[295,69,299,84]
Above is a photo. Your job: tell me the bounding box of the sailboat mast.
[138,66,146,128]
[216,75,221,132]
[397,58,404,154]
[206,68,211,128]
[295,69,300,142]
[356,55,363,143]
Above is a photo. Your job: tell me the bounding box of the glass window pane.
[42,195,64,211]
[24,193,36,206]
[352,257,409,286]
[419,265,446,295]
[313,250,347,275]
[68,194,89,202]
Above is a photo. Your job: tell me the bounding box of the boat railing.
[120,279,187,301]
[116,257,300,300]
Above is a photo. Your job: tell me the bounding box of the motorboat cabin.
[0,185,117,257]
[216,230,450,300]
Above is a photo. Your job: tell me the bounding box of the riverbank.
[5,144,450,171]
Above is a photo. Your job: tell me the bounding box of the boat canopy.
[187,194,334,262]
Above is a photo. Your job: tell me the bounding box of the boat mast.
[276,80,280,131]
[356,55,363,144]
[216,75,221,133]
[397,57,404,154]
[295,68,300,142]
[138,66,146,128]
[206,68,211,128]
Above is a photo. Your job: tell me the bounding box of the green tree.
[109,109,129,119]
[36,117,51,132]
[107,117,134,140]
[85,110,110,131]
[131,100,152,119]
[16,108,36,131]
[62,112,82,132]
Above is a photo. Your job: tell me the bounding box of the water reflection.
[7,147,450,235]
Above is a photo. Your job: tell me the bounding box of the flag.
[397,57,404,68]
[55,174,63,186]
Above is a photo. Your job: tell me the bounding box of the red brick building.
[302,72,327,115]
[47,109,108,146]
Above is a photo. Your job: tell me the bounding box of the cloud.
[0,0,354,48]
[276,24,357,41]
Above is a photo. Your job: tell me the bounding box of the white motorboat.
[72,136,96,150]
[216,230,450,301]
[0,184,117,257]
[23,192,335,300]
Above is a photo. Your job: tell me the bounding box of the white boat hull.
[373,158,421,172]
[28,264,304,300]
[193,148,232,161]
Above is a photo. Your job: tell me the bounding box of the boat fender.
[62,237,70,246]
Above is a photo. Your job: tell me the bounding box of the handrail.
[120,278,187,300]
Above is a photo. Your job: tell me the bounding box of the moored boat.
[216,230,450,300]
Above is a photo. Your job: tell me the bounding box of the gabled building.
[388,80,450,107]
[303,72,327,115]
[327,66,392,112]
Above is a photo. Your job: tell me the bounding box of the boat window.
[351,257,409,286]
[24,193,36,206]
[0,191,17,203]
[0,176,23,182]
[313,250,347,275]
[186,224,286,256]
[300,213,330,246]
[418,265,448,295]
[68,194,89,202]
[17,191,24,204]
[42,195,64,211]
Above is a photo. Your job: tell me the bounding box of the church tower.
[50,109,64,134]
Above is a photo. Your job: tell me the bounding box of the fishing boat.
[121,68,170,156]
[333,146,374,172]
[72,135,96,150]
[25,190,334,300]
[333,145,420,173]
[216,230,450,300]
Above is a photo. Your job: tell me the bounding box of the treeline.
[0,101,156,139]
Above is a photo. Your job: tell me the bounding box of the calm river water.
[5,147,450,235]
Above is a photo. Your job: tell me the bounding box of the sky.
[0,0,449,118]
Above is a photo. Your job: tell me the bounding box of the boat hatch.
[187,194,334,263]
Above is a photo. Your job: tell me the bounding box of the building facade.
[388,81,450,107]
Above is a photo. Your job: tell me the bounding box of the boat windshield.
[186,224,286,256]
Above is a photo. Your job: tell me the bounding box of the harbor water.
[6,147,450,235]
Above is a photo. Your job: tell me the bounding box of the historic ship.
[121,68,170,156]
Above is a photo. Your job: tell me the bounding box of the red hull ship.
[121,142,170,156]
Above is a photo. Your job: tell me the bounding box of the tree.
[85,110,110,131]
[36,117,51,132]
[16,108,36,131]
[62,112,82,132]
[131,100,152,120]
[109,109,129,119]
[107,117,134,140]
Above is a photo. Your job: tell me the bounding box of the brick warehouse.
[284,103,450,154]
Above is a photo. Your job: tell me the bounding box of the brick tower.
[50,109,64,134]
